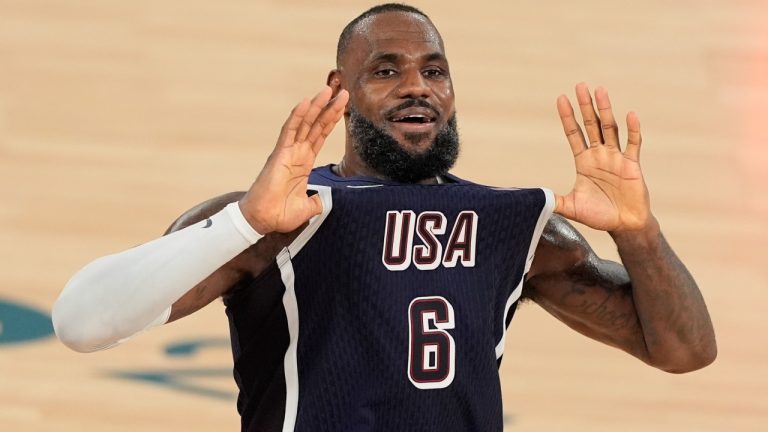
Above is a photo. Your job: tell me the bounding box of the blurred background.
[1,0,766,430]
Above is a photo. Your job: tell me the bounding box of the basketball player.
[52,4,716,431]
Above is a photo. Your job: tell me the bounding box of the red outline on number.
[408,297,454,385]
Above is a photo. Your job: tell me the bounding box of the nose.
[395,68,432,99]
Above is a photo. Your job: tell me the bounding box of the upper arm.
[523,215,651,362]
[165,192,250,322]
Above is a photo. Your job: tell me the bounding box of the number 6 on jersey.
[408,296,456,389]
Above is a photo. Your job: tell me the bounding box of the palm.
[555,84,650,232]
[255,141,322,231]
[240,87,348,234]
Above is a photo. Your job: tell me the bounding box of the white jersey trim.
[287,185,333,257]
[346,184,384,188]
[278,255,300,432]
[495,188,555,359]
[278,183,333,431]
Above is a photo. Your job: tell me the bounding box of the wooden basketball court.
[1,0,766,430]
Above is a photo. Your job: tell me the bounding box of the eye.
[374,68,397,78]
[423,68,447,79]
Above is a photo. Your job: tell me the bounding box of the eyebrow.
[370,52,400,64]
[368,51,448,64]
[424,52,448,63]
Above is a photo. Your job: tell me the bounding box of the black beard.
[348,107,460,183]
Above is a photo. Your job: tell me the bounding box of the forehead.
[346,12,445,63]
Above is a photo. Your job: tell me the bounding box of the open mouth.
[384,104,440,136]
[389,114,436,124]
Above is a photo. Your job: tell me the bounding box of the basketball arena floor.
[1,1,766,430]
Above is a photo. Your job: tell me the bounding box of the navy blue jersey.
[224,165,553,431]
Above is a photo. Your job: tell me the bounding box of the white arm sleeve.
[52,202,263,353]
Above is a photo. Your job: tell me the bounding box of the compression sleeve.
[52,202,263,353]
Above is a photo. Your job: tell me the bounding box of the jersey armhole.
[524,188,555,274]
[495,187,555,359]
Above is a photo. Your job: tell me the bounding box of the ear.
[327,69,343,98]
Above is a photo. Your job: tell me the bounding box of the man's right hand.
[239,86,349,235]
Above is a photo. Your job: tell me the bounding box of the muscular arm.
[524,215,717,373]
[52,193,266,352]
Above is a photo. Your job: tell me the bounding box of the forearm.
[52,202,260,353]
[611,217,716,372]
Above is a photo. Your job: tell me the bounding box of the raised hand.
[239,86,349,234]
[554,83,651,232]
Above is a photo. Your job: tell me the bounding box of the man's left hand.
[554,83,651,232]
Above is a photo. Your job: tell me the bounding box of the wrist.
[230,201,270,240]
[609,215,661,249]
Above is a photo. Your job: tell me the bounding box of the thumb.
[553,193,575,220]
[308,193,324,217]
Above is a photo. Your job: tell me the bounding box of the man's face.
[339,12,456,155]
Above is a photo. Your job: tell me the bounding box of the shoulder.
[164,191,246,234]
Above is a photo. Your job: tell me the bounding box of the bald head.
[336,3,438,67]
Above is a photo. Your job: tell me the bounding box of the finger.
[277,97,311,147]
[557,94,587,156]
[625,111,642,161]
[307,90,349,153]
[307,103,345,154]
[575,82,603,146]
[595,87,620,150]
[295,86,334,143]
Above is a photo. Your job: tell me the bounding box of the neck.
[334,157,442,185]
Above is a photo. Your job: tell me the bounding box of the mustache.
[384,99,440,118]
